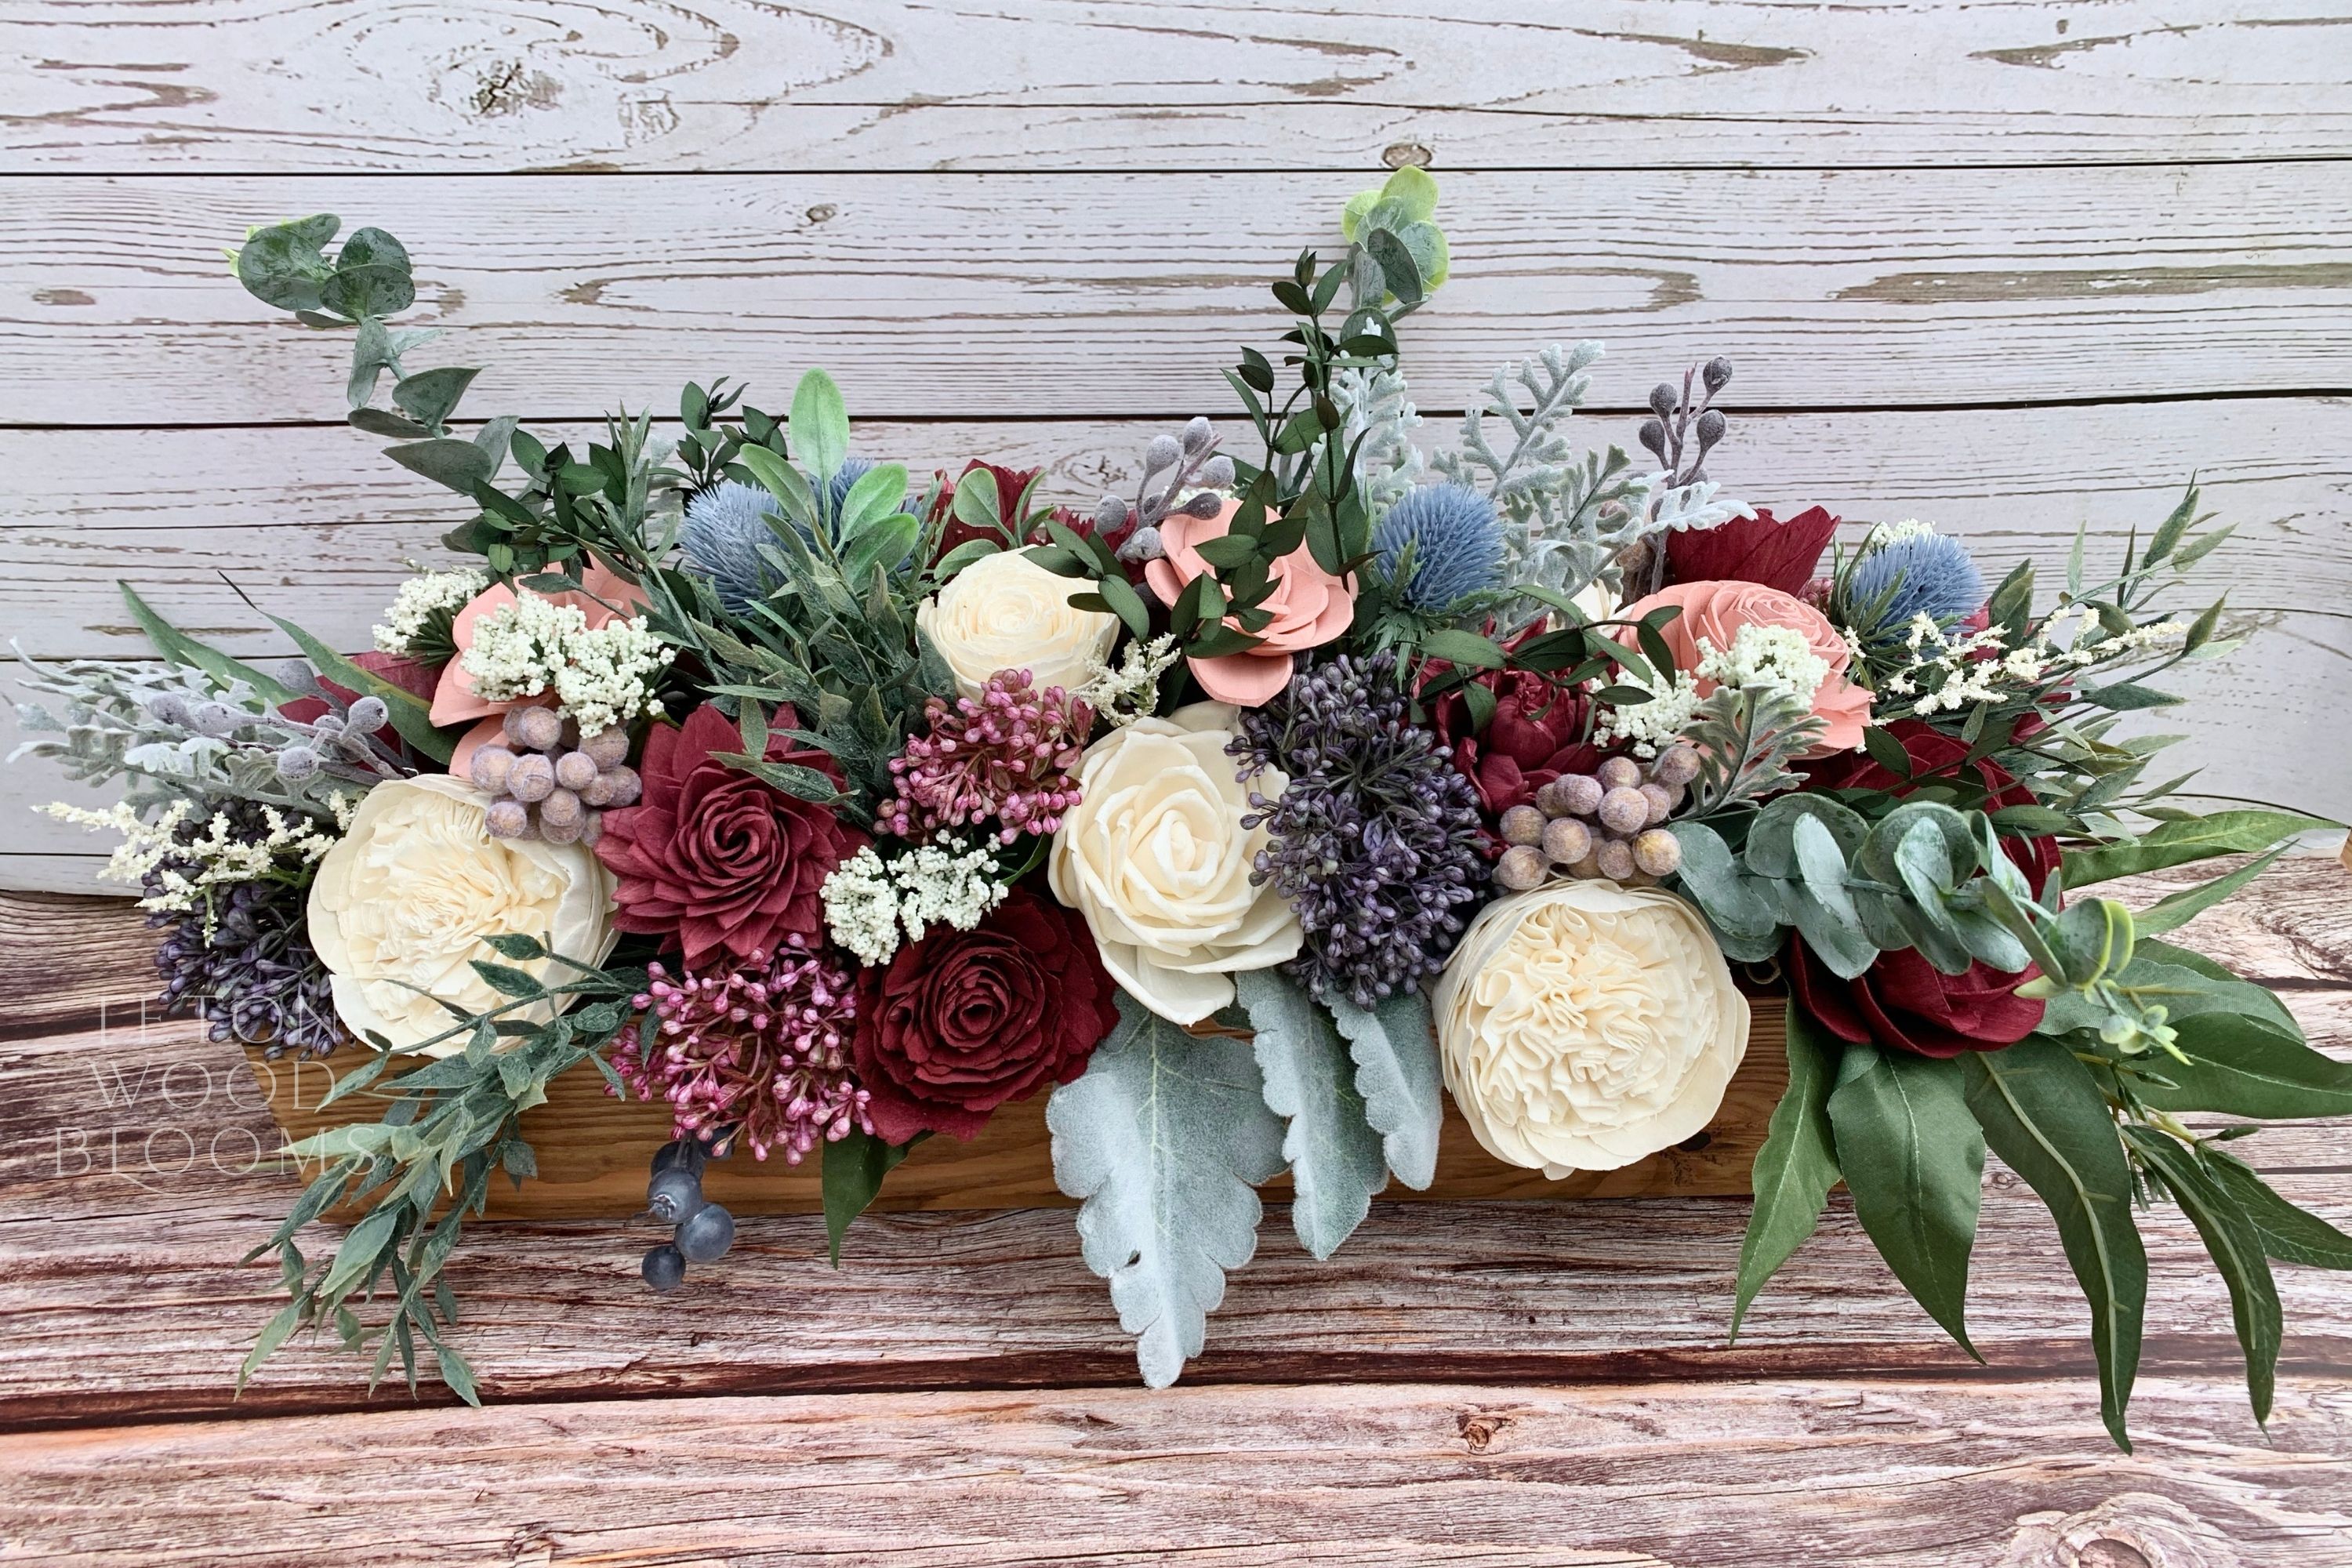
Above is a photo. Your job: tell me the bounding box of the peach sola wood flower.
[1142,499,1355,706]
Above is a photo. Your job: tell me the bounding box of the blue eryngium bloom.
[1846,530,1986,641]
[1374,482,1504,610]
[682,480,784,613]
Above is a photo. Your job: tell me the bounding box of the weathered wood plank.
[4,165,2348,429]
[7,398,2347,888]
[0,866,2343,1427]
[4,1377,2349,1566]
[6,0,2352,173]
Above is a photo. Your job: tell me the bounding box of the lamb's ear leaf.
[1327,988,1444,1191]
[1731,1004,1842,1338]
[789,367,850,485]
[1239,970,1387,1259]
[1962,1036,2147,1452]
[1047,991,1286,1388]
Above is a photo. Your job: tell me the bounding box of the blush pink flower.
[1620,579,1872,756]
[1143,499,1355,706]
[430,561,648,771]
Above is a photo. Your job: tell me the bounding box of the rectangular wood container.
[243,995,1788,1219]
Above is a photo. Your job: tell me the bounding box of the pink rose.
[1143,500,1356,706]
[430,561,648,771]
[1621,579,1871,755]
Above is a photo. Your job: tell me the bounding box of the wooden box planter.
[242,994,1788,1220]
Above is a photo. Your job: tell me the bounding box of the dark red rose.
[596,703,866,969]
[1789,945,2047,1059]
[1665,506,1841,597]
[1787,717,2060,1056]
[852,887,1119,1142]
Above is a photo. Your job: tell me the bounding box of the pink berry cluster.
[1493,744,1700,892]
[877,668,1094,844]
[470,706,641,845]
[615,936,873,1165]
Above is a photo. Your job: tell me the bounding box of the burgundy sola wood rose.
[596,703,866,970]
[1663,504,1841,597]
[852,886,1121,1142]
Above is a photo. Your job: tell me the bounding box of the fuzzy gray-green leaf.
[1327,988,1443,1190]
[1240,970,1388,1258]
[1047,991,1286,1388]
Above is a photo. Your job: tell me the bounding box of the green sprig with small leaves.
[241,935,644,1402]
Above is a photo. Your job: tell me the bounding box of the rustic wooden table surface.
[2,2,2349,1561]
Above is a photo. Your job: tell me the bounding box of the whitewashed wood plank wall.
[3,0,2347,889]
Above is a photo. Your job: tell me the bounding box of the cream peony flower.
[307,775,616,1054]
[1434,880,1748,1176]
[916,547,1122,700]
[1048,702,1301,1025]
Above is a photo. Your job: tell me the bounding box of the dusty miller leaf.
[1238,969,1388,1258]
[1327,988,1443,1190]
[1047,990,1286,1388]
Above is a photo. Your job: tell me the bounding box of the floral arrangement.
[17,172,2350,1448]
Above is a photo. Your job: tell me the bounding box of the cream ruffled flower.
[307,775,615,1054]
[1048,702,1301,1025]
[917,547,1121,699]
[1434,879,1748,1175]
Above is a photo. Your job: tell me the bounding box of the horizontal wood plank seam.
[10,388,2351,436]
[5,1330,2334,1439]
[5,155,2352,180]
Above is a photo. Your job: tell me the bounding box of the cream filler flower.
[459,593,673,736]
[1048,702,1301,1025]
[307,775,615,1054]
[1434,879,1748,1176]
[916,546,1121,700]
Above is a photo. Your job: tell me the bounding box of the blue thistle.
[1844,529,1985,641]
[1374,483,1503,610]
[681,481,785,613]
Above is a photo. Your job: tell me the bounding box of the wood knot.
[1456,1409,1509,1453]
[1382,140,1432,169]
[1997,1493,2238,1568]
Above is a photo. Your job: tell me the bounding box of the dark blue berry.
[647,1167,706,1225]
[651,1139,708,1179]
[641,1243,686,1293]
[675,1202,735,1264]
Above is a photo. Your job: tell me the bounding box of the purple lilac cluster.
[615,936,873,1164]
[149,805,344,1059]
[878,669,1093,844]
[1229,652,1490,1008]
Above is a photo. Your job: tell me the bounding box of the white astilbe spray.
[822,837,1011,967]
[461,594,674,735]
[1883,612,2188,715]
[1595,626,1824,760]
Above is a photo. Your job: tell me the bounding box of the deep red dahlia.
[851,886,1120,1142]
[596,703,866,969]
